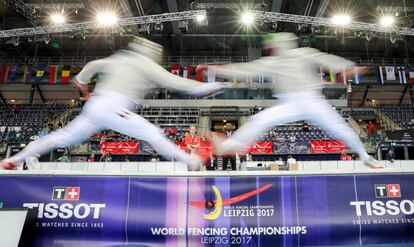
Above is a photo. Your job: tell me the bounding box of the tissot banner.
[1,174,414,246]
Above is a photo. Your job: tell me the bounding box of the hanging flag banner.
[183,65,192,78]
[1,174,414,245]
[397,66,407,84]
[409,69,414,84]
[375,66,384,84]
[171,64,180,76]
[100,142,139,154]
[207,65,216,83]
[385,66,396,81]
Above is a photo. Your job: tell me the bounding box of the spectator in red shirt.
[367,121,376,137]
[340,151,352,161]
[87,154,95,162]
[184,126,201,154]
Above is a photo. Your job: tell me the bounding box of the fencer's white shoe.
[25,155,40,170]
[211,132,229,156]
[363,157,384,169]
[187,155,203,171]
[0,158,18,170]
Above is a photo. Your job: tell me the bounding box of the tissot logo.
[375,184,401,198]
[350,183,411,217]
[52,187,80,201]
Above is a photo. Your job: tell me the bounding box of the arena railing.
[16,160,409,173]
[0,56,412,67]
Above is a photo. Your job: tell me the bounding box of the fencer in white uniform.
[0,38,221,170]
[214,32,380,168]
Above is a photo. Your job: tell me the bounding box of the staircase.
[373,108,401,131]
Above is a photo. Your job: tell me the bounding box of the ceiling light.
[196,14,206,22]
[50,13,65,24]
[331,15,351,26]
[241,11,254,25]
[96,12,118,26]
[379,16,395,27]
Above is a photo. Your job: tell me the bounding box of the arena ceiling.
[0,0,413,105]
[0,0,413,58]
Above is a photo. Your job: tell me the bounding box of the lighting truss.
[252,11,414,36]
[0,10,207,38]
[193,3,263,10]
[0,0,41,26]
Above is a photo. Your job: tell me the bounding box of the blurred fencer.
[0,37,222,170]
[214,32,381,168]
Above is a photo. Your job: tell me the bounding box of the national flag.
[318,65,325,83]
[258,75,265,84]
[374,66,384,84]
[49,65,58,83]
[336,69,347,85]
[409,69,414,84]
[353,66,361,84]
[196,65,207,82]
[3,64,11,82]
[385,66,396,81]
[7,64,20,81]
[397,66,407,84]
[207,65,216,83]
[171,64,180,76]
[61,65,71,83]
[35,65,46,82]
[329,69,335,84]
[0,65,5,83]
[22,64,33,83]
[183,65,192,78]
[246,75,253,84]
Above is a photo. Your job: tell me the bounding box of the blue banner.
[0,174,414,246]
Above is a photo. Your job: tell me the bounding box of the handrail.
[0,56,412,67]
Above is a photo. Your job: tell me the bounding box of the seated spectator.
[287,155,297,166]
[385,149,395,163]
[125,155,131,162]
[87,154,95,162]
[150,154,159,162]
[275,157,284,166]
[245,153,252,162]
[12,104,20,114]
[100,153,112,162]
[57,152,71,162]
[340,151,352,161]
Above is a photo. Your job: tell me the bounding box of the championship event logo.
[189,184,273,220]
